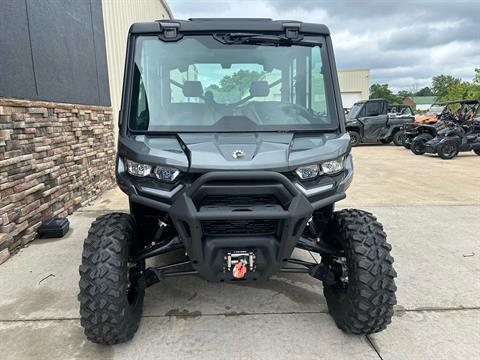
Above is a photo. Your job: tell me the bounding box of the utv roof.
[352,99,387,105]
[432,99,479,106]
[129,18,330,35]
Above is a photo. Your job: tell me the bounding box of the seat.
[249,81,270,97]
[183,81,204,98]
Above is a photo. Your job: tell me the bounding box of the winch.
[224,251,255,279]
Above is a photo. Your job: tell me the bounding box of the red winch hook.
[232,260,248,279]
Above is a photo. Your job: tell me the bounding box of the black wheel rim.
[413,141,425,153]
[442,143,456,157]
[350,135,358,145]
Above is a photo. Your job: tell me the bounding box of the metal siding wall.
[338,70,370,100]
[0,0,110,106]
[102,0,171,129]
[0,0,37,100]
[91,0,112,106]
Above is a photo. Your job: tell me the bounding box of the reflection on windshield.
[129,35,337,132]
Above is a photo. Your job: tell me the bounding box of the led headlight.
[295,164,320,180]
[126,159,152,177]
[154,166,180,182]
[321,156,344,175]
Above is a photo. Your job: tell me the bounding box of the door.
[341,92,362,109]
[360,101,388,140]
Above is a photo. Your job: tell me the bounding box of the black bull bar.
[168,171,313,282]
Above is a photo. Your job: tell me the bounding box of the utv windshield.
[426,104,446,115]
[129,35,338,132]
[348,103,363,120]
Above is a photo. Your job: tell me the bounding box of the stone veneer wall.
[0,98,116,264]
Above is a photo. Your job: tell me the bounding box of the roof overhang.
[129,18,330,36]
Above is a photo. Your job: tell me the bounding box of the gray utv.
[346,99,414,146]
[78,19,397,344]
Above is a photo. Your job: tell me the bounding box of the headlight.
[321,156,344,175]
[295,157,345,180]
[295,164,320,180]
[126,159,152,177]
[154,166,180,182]
[125,159,180,182]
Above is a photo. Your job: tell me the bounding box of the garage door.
[341,92,362,109]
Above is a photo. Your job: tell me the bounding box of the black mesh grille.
[200,194,278,207]
[202,219,278,236]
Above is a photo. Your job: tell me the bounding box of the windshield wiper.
[213,33,318,47]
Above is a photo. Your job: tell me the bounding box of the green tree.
[369,83,402,104]
[414,87,434,96]
[468,68,480,100]
[430,71,480,102]
[397,90,412,98]
[439,81,471,101]
[206,70,265,103]
[474,68,480,84]
[432,75,462,98]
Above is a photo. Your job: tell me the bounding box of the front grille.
[200,194,278,207]
[202,219,278,236]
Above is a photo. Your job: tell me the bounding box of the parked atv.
[424,120,480,159]
[414,99,479,125]
[346,99,414,146]
[403,99,479,152]
[407,119,448,155]
[78,19,397,345]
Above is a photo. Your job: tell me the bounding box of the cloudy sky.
[168,0,480,92]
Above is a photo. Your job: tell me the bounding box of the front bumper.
[116,157,353,281]
[168,171,313,281]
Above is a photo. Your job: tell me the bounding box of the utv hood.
[415,115,437,124]
[119,132,351,173]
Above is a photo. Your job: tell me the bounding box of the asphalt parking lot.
[0,145,479,359]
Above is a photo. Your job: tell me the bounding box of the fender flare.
[439,135,462,146]
[346,125,362,137]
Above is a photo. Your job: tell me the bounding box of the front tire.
[473,149,480,156]
[437,140,459,160]
[78,213,145,345]
[322,209,397,335]
[349,131,361,147]
[410,133,433,155]
[393,130,405,146]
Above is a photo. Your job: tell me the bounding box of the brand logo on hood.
[232,149,245,159]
